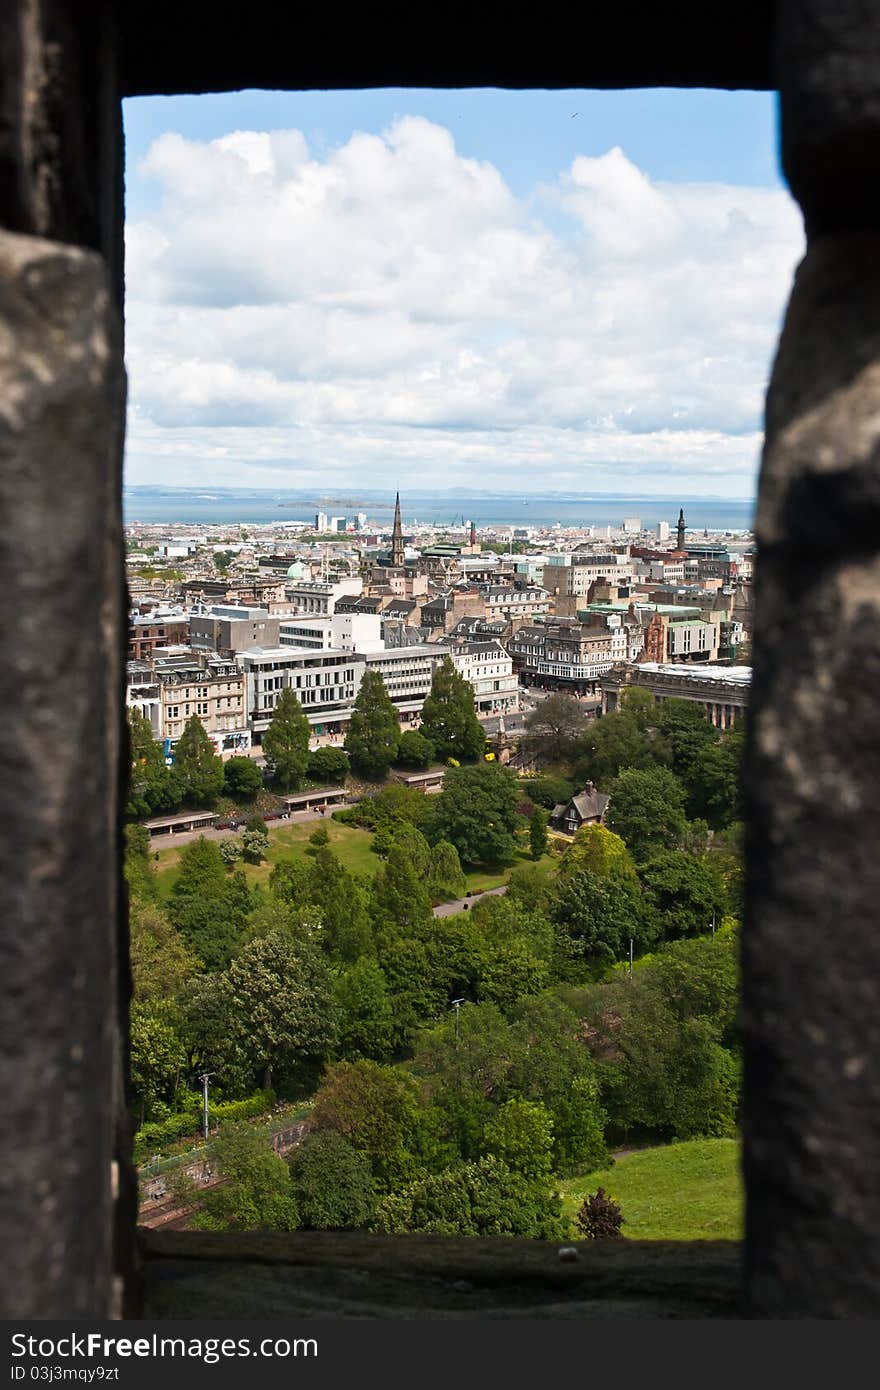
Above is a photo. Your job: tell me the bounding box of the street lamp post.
[200,1072,215,1141]
[451,998,465,1042]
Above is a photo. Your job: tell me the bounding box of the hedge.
[134,1090,274,1162]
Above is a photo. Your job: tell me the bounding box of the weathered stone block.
[745,235,880,1317]
[0,230,126,1318]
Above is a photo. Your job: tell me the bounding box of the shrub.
[219,837,243,865]
[575,1188,625,1240]
[307,824,330,853]
[241,828,270,864]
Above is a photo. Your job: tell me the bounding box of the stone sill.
[139,1230,743,1319]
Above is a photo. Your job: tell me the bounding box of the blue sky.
[122,88,801,498]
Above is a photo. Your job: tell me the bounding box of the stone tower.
[677,508,686,551]
[391,492,405,567]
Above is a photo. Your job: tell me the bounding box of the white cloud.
[124,118,804,495]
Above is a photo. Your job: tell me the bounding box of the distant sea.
[123,486,755,533]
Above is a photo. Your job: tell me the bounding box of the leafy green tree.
[508,995,608,1176]
[521,775,575,810]
[529,806,549,860]
[124,822,158,901]
[333,959,396,1061]
[415,1002,513,1160]
[172,715,225,807]
[268,856,315,907]
[307,847,373,961]
[524,693,587,764]
[307,746,350,784]
[426,839,467,902]
[505,863,556,916]
[369,844,433,942]
[431,763,522,866]
[307,823,330,852]
[482,1098,555,1180]
[173,836,228,897]
[656,697,719,778]
[396,729,435,769]
[190,1121,300,1231]
[126,709,183,819]
[373,1155,566,1238]
[287,1132,375,1230]
[222,932,338,1092]
[310,1060,446,1193]
[553,867,651,976]
[263,688,311,791]
[572,696,666,788]
[559,823,638,882]
[339,782,432,832]
[477,939,550,1014]
[219,837,243,866]
[241,827,270,863]
[223,756,263,799]
[606,766,689,862]
[418,656,485,762]
[344,669,401,777]
[130,898,200,1003]
[130,1002,187,1124]
[682,724,745,830]
[638,850,727,944]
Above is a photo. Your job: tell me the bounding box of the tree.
[524,693,588,764]
[241,827,270,863]
[190,1121,300,1232]
[219,837,243,866]
[173,715,225,807]
[638,850,727,944]
[130,1002,186,1124]
[222,932,338,1092]
[307,823,330,851]
[520,775,576,810]
[482,1098,555,1180]
[309,1060,444,1192]
[307,746,350,784]
[369,844,433,942]
[559,823,638,882]
[529,806,549,860]
[172,836,228,898]
[126,708,182,819]
[344,669,401,777]
[223,756,263,799]
[288,1132,375,1230]
[263,688,310,791]
[373,1155,566,1239]
[605,767,689,862]
[553,866,651,976]
[431,763,522,866]
[168,846,253,970]
[333,959,396,1062]
[572,699,667,788]
[396,729,435,769]
[477,939,550,1014]
[418,656,485,763]
[426,840,467,902]
[130,898,200,1003]
[307,847,374,960]
[124,822,158,901]
[576,1189,625,1240]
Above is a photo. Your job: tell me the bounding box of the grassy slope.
[559,1139,743,1241]
[154,820,560,900]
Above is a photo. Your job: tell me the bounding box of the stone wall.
[2,0,880,1319]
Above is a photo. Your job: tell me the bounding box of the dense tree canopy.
[431,763,522,866]
[605,766,689,862]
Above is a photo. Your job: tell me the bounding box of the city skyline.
[123,88,804,500]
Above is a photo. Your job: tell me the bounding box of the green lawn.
[559,1139,743,1241]
[154,821,558,901]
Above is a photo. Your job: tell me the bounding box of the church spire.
[391,492,405,567]
[677,508,686,552]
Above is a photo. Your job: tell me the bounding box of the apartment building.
[128,608,189,659]
[126,651,250,756]
[448,640,519,714]
[284,577,362,615]
[541,553,634,601]
[508,619,618,691]
[479,584,551,621]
